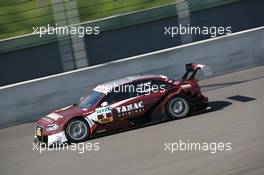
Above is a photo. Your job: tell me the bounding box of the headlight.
[46,124,60,132]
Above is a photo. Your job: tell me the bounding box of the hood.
[37,105,89,127]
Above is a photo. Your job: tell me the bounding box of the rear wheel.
[166,96,190,119]
[65,118,89,143]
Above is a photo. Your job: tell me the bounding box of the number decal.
[95,106,113,124]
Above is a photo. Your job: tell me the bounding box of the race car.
[35,63,209,144]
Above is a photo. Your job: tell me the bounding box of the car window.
[78,91,105,108]
[132,80,151,96]
[102,85,132,104]
[132,79,172,96]
[151,80,172,90]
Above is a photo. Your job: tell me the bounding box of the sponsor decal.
[115,101,144,117]
[42,117,53,123]
[46,113,63,121]
[173,81,180,85]
[181,84,191,88]
[95,106,113,124]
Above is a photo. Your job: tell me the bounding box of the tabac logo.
[115,100,144,117]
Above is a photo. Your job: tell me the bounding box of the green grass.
[0,0,176,40]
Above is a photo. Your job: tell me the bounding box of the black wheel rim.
[67,120,87,141]
[168,98,187,117]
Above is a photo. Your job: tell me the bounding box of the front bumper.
[34,125,68,145]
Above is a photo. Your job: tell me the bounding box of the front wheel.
[166,96,190,119]
[65,118,90,143]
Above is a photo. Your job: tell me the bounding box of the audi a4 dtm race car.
[35,63,209,144]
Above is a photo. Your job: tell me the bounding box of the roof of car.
[93,74,167,94]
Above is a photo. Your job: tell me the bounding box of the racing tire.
[166,96,190,119]
[65,118,90,143]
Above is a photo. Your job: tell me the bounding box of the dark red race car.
[35,63,209,144]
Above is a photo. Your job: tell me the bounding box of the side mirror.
[101,101,108,107]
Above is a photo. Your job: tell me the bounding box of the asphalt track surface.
[1,66,264,175]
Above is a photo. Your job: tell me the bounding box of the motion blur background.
[1,0,264,86]
[1,2,264,175]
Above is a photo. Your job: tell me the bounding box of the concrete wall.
[0,26,263,128]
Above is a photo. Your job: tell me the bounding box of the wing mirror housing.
[101,101,108,107]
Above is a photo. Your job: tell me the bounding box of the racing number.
[96,106,114,124]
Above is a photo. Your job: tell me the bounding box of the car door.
[96,84,140,129]
[132,79,172,115]
[133,80,156,111]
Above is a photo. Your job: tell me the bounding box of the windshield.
[77,91,104,108]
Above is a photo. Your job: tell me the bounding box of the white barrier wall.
[0,27,263,128]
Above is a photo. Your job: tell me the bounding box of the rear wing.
[182,63,211,80]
